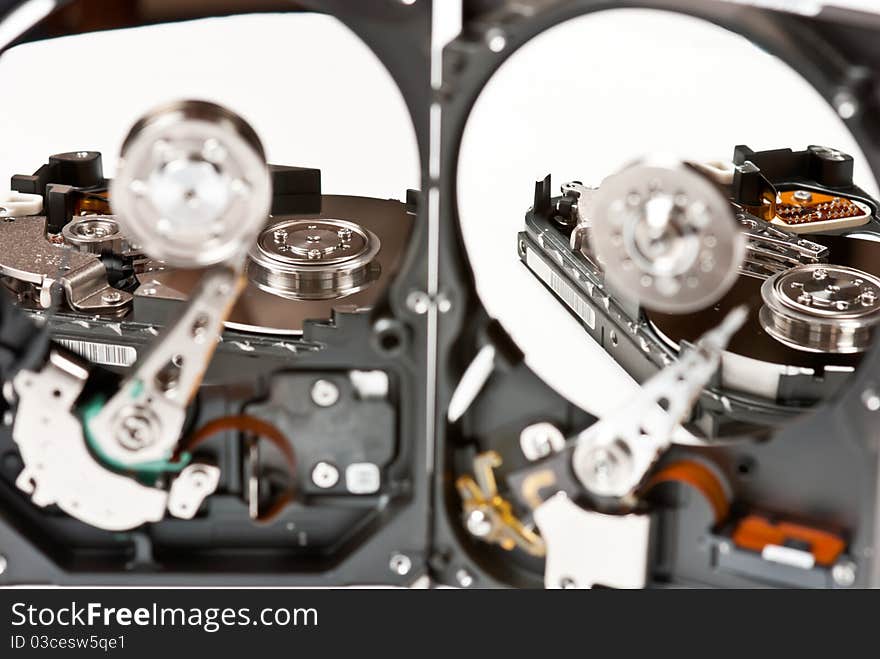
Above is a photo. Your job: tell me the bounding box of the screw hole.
[373,319,407,356]
[380,332,400,352]
[736,456,755,477]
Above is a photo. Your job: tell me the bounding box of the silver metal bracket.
[0,216,132,312]
[11,351,219,531]
[560,181,596,257]
[167,463,222,520]
[534,492,652,589]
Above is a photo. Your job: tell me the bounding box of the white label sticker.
[56,339,137,367]
[345,463,381,495]
[525,248,596,330]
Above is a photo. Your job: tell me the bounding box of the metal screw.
[592,450,614,479]
[793,190,813,202]
[116,413,156,451]
[406,290,430,315]
[519,422,565,461]
[187,465,211,490]
[862,388,880,412]
[832,560,857,587]
[311,461,339,489]
[129,179,147,197]
[580,442,632,496]
[833,90,859,120]
[0,554,7,576]
[389,553,412,576]
[3,381,17,404]
[101,290,122,304]
[485,27,506,52]
[718,541,731,555]
[201,137,227,164]
[465,509,493,538]
[310,379,339,407]
[455,568,474,588]
[436,293,452,314]
[191,314,210,340]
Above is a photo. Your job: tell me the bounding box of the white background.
[457,8,879,419]
[0,13,420,200]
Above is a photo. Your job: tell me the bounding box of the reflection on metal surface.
[61,215,133,255]
[139,195,414,334]
[248,218,380,300]
[111,100,271,268]
[590,158,745,314]
[760,263,880,353]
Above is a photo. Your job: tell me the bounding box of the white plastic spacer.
[0,191,43,217]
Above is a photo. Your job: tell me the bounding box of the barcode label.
[526,247,596,329]
[56,339,137,367]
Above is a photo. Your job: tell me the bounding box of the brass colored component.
[74,190,112,217]
[744,188,777,222]
[456,451,546,557]
[520,468,558,510]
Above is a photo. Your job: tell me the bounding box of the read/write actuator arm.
[6,101,272,531]
[528,307,744,588]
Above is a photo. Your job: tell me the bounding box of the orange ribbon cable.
[644,460,730,524]
[179,415,297,523]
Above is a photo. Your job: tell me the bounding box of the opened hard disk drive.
[3,0,880,592]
